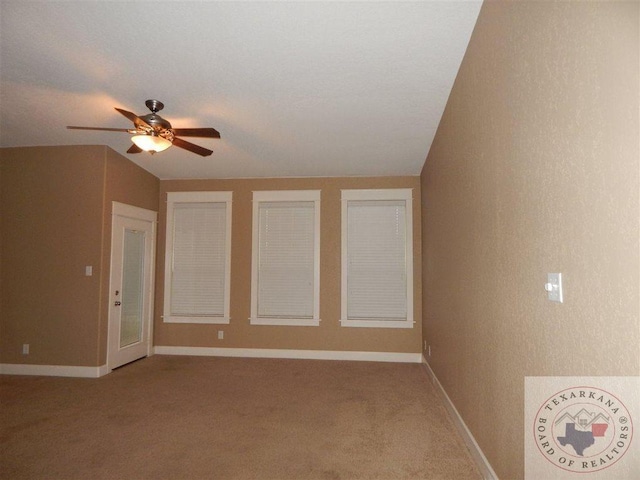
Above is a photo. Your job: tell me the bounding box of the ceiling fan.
[67,99,220,156]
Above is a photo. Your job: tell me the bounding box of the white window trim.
[163,191,232,324]
[250,190,321,327]
[340,188,414,329]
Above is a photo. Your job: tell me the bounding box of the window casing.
[341,189,414,329]
[250,190,321,326]
[163,191,232,324]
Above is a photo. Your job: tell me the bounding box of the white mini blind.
[257,201,315,318]
[340,188,414,329]
[170,202,227,317]
[347,200,407,321]
[250,190,320,326]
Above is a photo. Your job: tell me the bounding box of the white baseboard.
[0,350,420,377]
[421,356,498,480]
[0,363,110,378]
[154,346,422,363]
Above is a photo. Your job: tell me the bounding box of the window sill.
[340,319,414,329]
[163,316,230,324]
[249,317,320,327]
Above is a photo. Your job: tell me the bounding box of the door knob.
[114,301,122,306]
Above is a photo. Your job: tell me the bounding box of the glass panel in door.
[120,229,145,348]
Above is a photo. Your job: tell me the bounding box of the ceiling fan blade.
[127,144,143,154]
[172,137,213,157]
[115,107,152,129]
[67,126,131,132]
[172,128,220,139]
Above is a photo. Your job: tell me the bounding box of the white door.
[108,202,157,370]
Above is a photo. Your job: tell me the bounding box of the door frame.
[107,202,157,371]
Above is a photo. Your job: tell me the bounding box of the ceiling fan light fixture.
[131,133,172,153]
[68,100,217,157]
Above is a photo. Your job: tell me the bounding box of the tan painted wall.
[420,2,639,478]
[156,177,422,353]
[1,146,417,363]
[0,146,158,366]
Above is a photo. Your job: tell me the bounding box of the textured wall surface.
[156,177,422,354]
[420,1,639,478]
[0,146,159,367]
[1,146,106,366]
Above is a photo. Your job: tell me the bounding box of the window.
[250,190,321,326]
[341,189,413,328]
[163,191,232,324]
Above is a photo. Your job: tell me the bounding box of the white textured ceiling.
[0,1,481,180]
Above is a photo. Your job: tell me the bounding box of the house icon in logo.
[555,409,610,456]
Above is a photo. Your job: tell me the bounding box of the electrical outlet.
[22,344,29,355]
[217,330,224,340]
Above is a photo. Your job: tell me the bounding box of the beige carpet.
[1,356,481,479]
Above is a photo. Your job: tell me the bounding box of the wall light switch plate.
[85,266,93,276]
[545,273,563,303]
[218,331,224,340]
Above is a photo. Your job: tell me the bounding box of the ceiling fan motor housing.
[139,113,172,131]
[135,99,172,134]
